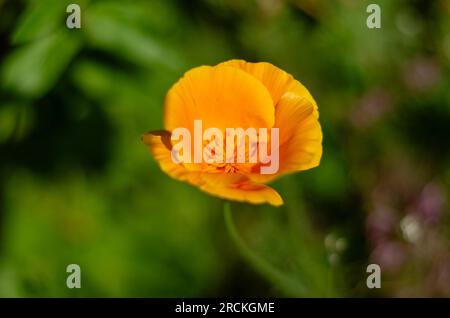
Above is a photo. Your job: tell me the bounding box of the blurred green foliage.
[0,0,449,297]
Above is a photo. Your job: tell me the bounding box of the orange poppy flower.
[142,59,322,206]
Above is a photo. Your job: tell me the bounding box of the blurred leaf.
[11,0,74,45]
[0,102,34,143]
[1,29,81,98]
[0,103,17,143]
[84,3,184,70]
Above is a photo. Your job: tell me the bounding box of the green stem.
[223,201,307,297]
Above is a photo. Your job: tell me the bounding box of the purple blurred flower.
[367,204,397,245]
[414,183,446,225]
[371,241,407,272]
[403,57,441,92]
[351,88,392,127]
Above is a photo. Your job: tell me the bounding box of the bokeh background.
[0,0,449,297]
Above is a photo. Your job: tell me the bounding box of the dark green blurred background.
[0,0,449,297]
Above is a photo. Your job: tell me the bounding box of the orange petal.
[248,92,322,184]
[219,59,318,118]
[142,131,203,186]
[276,94,322,172]
[199,179,284,206]
[143,132,282,205]
[200,172,247,186]
[164,64,275,132]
